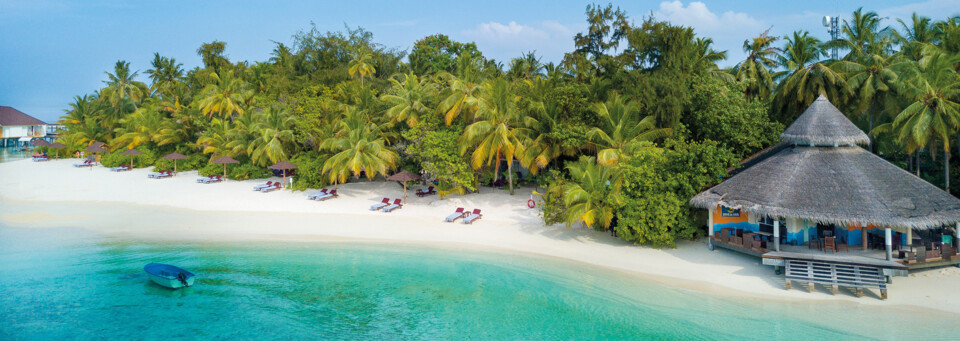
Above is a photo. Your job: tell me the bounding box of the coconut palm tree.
[893,13,936,61]
[198,71,253,119]
[825,8,889,61]
[934,16,960,54]
[103,60,146,111]
[321,107,399,186]
[247,107,296,166]
[112,103,166,149]
[694,37,732,82]
[772,31,848,122]
[588,94,672,165]
[460,78,526,195]
[831,53,902,149]
[562,156,622,229]
[887,47,960,192]
[196,118,234,157]
[382,73,436,127]
[348,48,376,86]
[735,29,780,101]
[146,53,184,96]
[438,72,481,125]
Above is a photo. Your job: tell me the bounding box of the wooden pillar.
[863,226,869,251]
[774,220,781,251]
[885,227,893,261]
[707,207,715,250]
[907,228,913,247]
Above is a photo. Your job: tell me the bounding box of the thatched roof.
[268,161,297,170]
[780,95,870,147]
[162,152,188,160]
[387,170,421,182]
[211,156,239,164]
[690,145,960,229]
[119,149,144,156]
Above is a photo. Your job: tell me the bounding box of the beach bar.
[690,95,960,298]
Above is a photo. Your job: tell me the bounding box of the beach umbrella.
[30,139,50,147]
[268,161,298,188]
[211,155,239,179]
[85,143,108,170]
[49,142,66,159]
[387,170,421,204]
[162,152,189,175]
[119,149,144,168]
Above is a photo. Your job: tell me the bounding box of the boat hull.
[148,273,195,289]
[144,263,196,289]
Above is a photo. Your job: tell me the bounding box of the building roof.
[779,95,869,147]
[690,96,960,230]
[0,106,47,126]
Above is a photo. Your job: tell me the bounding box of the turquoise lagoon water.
[0,225,957,340]
[0,148,30,163]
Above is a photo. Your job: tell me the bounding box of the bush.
[199,162,225,177]
[99,147,158,168]
[228,163,271,181]
[289,152,330,191]
[152,153,206,172]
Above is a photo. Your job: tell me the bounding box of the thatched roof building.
[690,95,960,230]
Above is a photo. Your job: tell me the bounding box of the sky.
[1,0,958,123]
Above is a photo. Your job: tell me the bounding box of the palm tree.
[831,53,901,150]
[886,47,960,192]
[588,94,672,165]
[894,13,936,60]
[198,71,252,119]
[321,107,399,186]
[247,107,296,166]
[934,16,960,54]
[197,118,234,157]
[146,53,184,96]
[562,156,622,229]
[772,31,848,122]
[103,60,147,114]
[438,72,481,125]
[112,102,165,149]
[693,37,732,81]
[382,73,436,127]
[460,78,526,195]
[735,29,780,101]
[348,48,376,86]
[825,8,888,61]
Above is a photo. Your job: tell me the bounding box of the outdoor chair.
[462,209,483,224]
[835,238,849,252]
[253,181,274,191]
[383,199,403,212]
[318,189,338,201]
[940,244,957,259]
[445,208,466,222]
[155,171,172,179]
[823,237,837,253]
[916,246,927,262]
[926,248,942,261]
[307,189,329,200]
[415,186,436,197]
[261,183,282,192]
[370,198,390,211]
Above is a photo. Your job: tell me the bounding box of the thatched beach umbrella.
[268,160,298,188]
[387,170,421,204]
[212,155,239,179]
[119,149,144,168]
[49,142,66,159]
[85,143,108,170]
[162,152,188,175]
[30,139,50,147]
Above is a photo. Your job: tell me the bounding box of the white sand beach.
[2,158,959,314]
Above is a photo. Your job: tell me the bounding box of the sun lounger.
[74,160,93,167]
[445,207,466,222]
[197,175,214,183]
[154,171,172,179]
[33,156,50,162]
[307,189,329,200]
[462,209,482,224]
[253,181,274,191]
[260,183,282,192]
[382,199,403,212]
[317,189,338,201]
[370,197,390,210]
[415,186,436,197]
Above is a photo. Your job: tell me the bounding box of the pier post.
[774,220,780,252]
[885,227,893,261]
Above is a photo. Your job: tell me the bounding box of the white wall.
[1,125,44,138]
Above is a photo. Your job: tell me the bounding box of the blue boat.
[144,263,196,289]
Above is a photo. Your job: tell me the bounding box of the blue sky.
[1,0,957,123]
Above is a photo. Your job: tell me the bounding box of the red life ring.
[527,199,536,208]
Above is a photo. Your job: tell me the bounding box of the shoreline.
[2,158,959,315]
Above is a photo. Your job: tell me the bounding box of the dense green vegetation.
[54,5,960,247]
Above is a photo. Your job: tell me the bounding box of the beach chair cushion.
[463,209,482,224]
[445,208,465,222]
[370,198,390,210]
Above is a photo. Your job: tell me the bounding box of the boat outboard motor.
[177,272,189,287]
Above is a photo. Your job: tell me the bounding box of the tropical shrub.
[99,147,158,168]
[290,151,330,190]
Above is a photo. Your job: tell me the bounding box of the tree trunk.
[917,150,921,176]
[507,158,515,195]
[946,141,951,194]
[868,105,874,153]
[360,74,364,87]
[493,150,501,191]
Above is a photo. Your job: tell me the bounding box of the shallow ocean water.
[0,225,956,340]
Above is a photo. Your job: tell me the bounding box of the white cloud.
[654,1,763,35]
[460,21,575,62]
